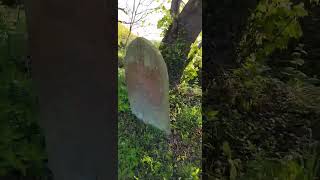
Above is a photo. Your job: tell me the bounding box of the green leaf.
[290,58,304,66]
[293,3,308,17]
[222,141,232,158]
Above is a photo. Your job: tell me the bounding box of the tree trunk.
[300,5,320,140]
[300,4,320,77]
[24,0,117,179]
[202,0,258,178]
[170,0,182,17]
[202,0,258,89]
[160,0,202,88]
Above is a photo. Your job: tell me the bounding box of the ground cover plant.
[117,25,202,179]
[203,0,320,179]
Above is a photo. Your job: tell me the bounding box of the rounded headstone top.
[124,37,170,134]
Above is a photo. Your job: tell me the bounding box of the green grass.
[118,68,202,179]
[117,24,202,179]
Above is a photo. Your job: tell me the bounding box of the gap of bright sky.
[118,0,171,41]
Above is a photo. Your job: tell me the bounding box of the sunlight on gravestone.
[124,37,170,135]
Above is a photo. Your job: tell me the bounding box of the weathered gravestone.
[124,37,171,135]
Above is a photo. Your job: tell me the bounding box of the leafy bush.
[157,4,173,37]
[0,5,47,178]
[203,68,320,177]
[182,39,202,86]
[118,68,130,113]
[118,67,202,179]
[242,143,320,180]
[118,23,136,48]
[203,1,320,179]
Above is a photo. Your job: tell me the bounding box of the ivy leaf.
[222,141,232,158]
[290,58,305,66]
[205,110,218,120]
[306,77,320,85]
[257,3,267,12]
[293,3,308,17]
[292,52,301,57]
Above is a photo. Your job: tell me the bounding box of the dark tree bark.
[170,0,182,17]
[24,0,117,179]
[0,0,22,7]
[202,0,258,178]
[299,4,320,140]
[300,4,320,77]
[160,0,202,88]
[202,0,258,89]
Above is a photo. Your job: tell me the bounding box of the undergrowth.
[118,67,202,179]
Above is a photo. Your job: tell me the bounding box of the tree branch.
[118,7,128,14]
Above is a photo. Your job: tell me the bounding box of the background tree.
[0,0,22,7]
[118,0,160,46]
[202,0,257,88]
[170,0,182,17]
[159,0,202,88]
[203,0,320,178]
